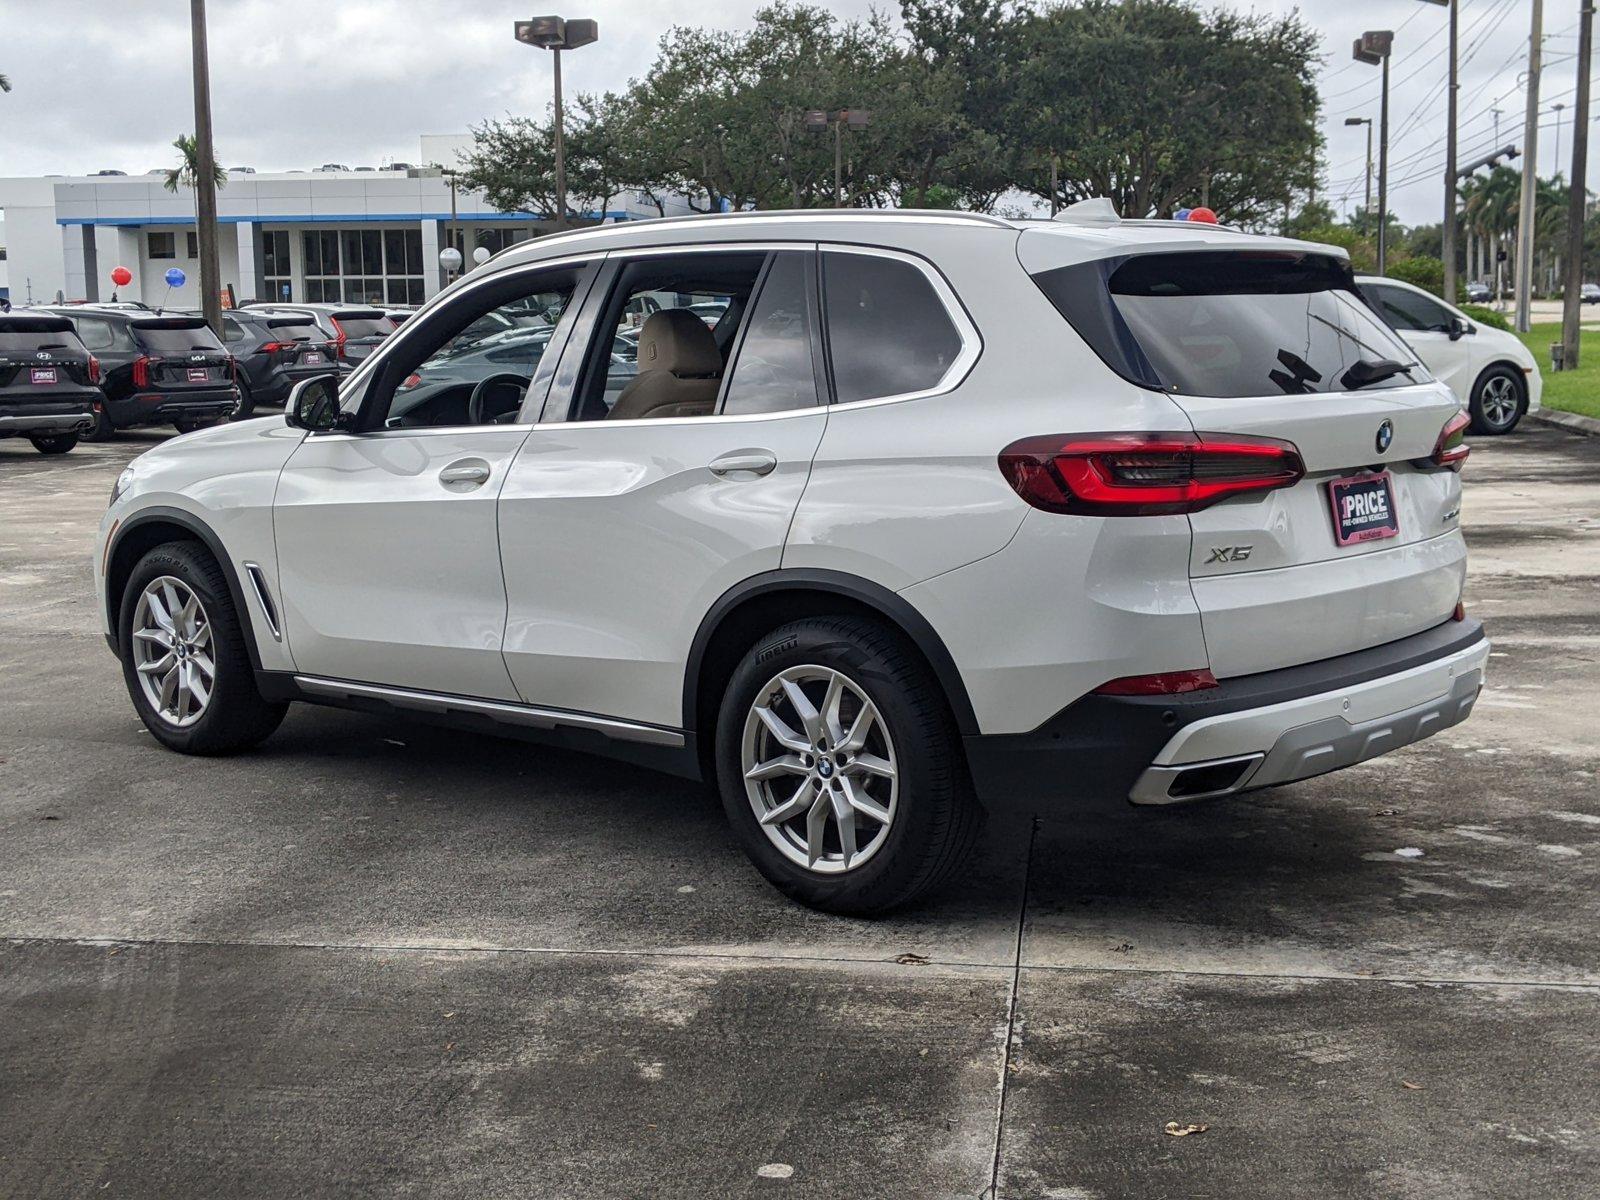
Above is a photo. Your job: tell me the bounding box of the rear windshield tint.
[267,319,323,341]
[1030,251,1426,397]
[0,317,82,354]
[132,321,226,354]
[332,315,393,338]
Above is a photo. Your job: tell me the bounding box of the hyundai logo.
[35,351,50,360]
[1376,419,1394,453]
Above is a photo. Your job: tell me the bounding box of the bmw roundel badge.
[1376,419,1394,454]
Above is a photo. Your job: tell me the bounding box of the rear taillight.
[87,355,101,384]
[999,432,1305,516]
[131,355,161,388]
[1095,669,1219,696]
[330,320,348,359]
[228,355,238,382]
[1430,411,1471,471]
[258,340,290,354]
[400,373,421,390]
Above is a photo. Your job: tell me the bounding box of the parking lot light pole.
[1417,2,1460,300]
[1515,0,1543,332]
[1353,31,1394,274]
[189,0,222,334]
[803,109,872,207]
[1561,2,1595,370]
[514,17,598,232]
[1343,117,1373,229]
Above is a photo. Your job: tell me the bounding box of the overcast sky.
[0,0,1588,225]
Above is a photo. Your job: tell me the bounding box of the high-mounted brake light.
[999,432,1305,516]
[1430,411,1471,471]
[1095,669,1219,696]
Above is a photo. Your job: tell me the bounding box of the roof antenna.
[1053,197,1121,226]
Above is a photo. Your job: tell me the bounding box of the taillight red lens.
[258,340,289,354]
[1095,669,1219,696]
[330,320,348,359]
[131,355,156,388]
[1431,411,1471,471]
[399,373,421,390]
[88,355,101,384]
[999,432,1305,516]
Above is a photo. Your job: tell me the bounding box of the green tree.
[1011,0,1320,222]
[162,134,225,195]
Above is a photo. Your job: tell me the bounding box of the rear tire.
[231,380,255,421]
[1469,365,1525,435]
[29,433,79,454]
[118,540,287,755]
[715,616,984,914]
[83,408,115,442]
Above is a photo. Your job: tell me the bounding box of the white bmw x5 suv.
[97,206,1489,913]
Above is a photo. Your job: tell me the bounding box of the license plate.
[303,351,325,365]
[30,367,57,385]
[1328,472,1400,546]
[187,368,211,383]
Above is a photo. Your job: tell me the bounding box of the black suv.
[238,303,396,373]
[0,313,102,454]
[40,307,241,438]
[214,309,338,417]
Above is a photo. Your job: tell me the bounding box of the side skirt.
[256,671,703,782]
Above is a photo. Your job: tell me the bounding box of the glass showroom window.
[302,228,424,305]
[262,230,292,302]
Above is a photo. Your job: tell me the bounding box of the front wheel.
[715,616,983,914]
[119,540,287,754]
[1469,365,1526,435]
[29,433,79,454]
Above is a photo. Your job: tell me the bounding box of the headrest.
[636,308,721,377]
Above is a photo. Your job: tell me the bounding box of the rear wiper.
[1340,358,1417,390]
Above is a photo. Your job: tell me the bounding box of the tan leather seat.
[609,309,722,420]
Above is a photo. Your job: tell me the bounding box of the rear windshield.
[0,317,83,354]
[1030,251,1426,397]
[132,321,226,354]
[332,314,393,339]
[267,319,324,342]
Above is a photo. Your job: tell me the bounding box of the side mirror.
[285,375,346,432]
[1449,316,1473,341]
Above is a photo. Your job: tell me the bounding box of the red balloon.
[110,266,133,287]
[1186,207,1219,225]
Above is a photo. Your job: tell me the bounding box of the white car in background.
[1356,275,1542,435]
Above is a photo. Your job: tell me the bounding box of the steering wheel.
[467,373,529,426]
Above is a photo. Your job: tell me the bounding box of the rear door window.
[132,321,226,354]
[720,252,818,416]
[71,317,119,352]
[1359,283,1454,334]
[1031,251,1426,397]
[821,252,963,403]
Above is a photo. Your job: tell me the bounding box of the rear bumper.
[0,410,95,435]
[107,389,240,427]
[965,618,1488,812]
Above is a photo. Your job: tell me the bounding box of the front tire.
[1469,365,1526,435]
[715,616,983,914]
[29,433,79,454]
[118,540,287,755]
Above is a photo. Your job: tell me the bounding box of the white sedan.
[1356,275,1542,435]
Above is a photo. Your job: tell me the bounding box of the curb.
[1529,408,1600,437]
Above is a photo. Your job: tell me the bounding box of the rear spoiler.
[131,317,211,330]
[266,316,318,329]
[330,310,388,321]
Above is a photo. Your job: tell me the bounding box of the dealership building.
[0,137,694,308]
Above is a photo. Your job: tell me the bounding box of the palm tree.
[162,134,226,194]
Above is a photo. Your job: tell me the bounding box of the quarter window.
[71,317,117,351]
[1361,284,1454,334]
[821,252,962,404]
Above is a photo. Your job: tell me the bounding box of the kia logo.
[1376,419,1394,453]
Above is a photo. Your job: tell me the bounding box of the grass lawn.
[1515,323,1600,420]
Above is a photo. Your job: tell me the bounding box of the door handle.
[440,459,492,488]
[709,450,778,477]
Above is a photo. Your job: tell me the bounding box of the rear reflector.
[1453,600,1466,621]
[1094,668,1218,696]
[999,432,1304,516]
[1430,411,1471,471]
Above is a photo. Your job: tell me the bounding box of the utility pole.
[1562,1,1594,369]
[1353,32,1395,270]
[1515,0,1543,332]
[1443,0,1460,301]
[189,0,222,335]
[1344,116,1373,230]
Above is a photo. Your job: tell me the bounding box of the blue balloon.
[164,267,187,288]
[1174,208,1192,221]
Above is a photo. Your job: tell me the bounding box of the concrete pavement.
[1,425,1596,1198]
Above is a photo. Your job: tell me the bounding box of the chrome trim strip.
[242,561,281,641]
[291,675,686,747]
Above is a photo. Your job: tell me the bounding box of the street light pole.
[1344,117,1372,230]
[189,0,222,334]
[1562,1,1595,370]
[1515,0,1543,332]
[514,16,598,233]
[1354,33,1394,272]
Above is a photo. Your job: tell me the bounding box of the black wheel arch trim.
[682,568,980,737]
[105,506,263,671]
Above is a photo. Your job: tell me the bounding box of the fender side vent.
[243,561,281,641]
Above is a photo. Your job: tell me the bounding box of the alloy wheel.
[1481,376,1519,429]
[741,665,898,874]
[131,575,215,728]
